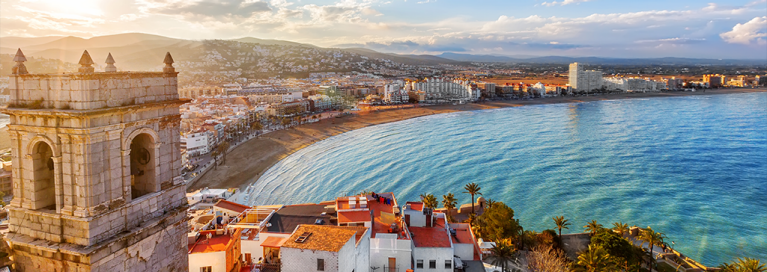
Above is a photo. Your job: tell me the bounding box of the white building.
[408,78,479,102]
[403,202,481,272]
[384,81,409,104]
[280,225,370,272]
[184,130,214,156]
[570,63,666,93]
[569,62,603,93]
[187,188,233,206]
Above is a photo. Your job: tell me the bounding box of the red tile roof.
[189,230,235,254]
[214,200,250,214]
[406,202,424,211]
[409,217,451,248]
[338,210,371,223]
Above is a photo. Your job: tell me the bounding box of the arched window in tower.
[32,141,56,210]
[129,134,156,199]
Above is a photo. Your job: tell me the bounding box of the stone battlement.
[6,71,179,110]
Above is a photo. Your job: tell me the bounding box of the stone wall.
[10,205,189,272]
[6,73,179,110]
[5,100,185,218]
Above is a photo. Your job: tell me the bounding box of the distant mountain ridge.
[1,33,762,69]
[437,52,765,65]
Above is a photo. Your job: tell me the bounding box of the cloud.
[542,0,591,7]
[139,0,272,20]
[720,16,767,45]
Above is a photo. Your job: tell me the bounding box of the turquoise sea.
[246,92,767,265]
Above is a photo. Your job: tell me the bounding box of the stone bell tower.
[0,49,189,271]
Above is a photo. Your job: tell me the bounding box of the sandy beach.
[186,88,767,192]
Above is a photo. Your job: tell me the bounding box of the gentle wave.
[247,93,767,265]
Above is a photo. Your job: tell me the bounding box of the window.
[445,260,452,269]
[416,260,423,269]
[429,260,436,269]
[201,267,212,272]
[317,258,325,271]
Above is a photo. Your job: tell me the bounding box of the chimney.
[12,48,28,75]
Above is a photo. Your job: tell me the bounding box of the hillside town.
[0,47,765,272]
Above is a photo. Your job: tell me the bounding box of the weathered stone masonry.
[0,50,190,272]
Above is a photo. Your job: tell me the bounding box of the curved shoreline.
[186,88,767,192]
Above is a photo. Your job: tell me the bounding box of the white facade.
[189,251,226,272]
[570,62,666,92]
[281,236,354,272]
[569,63,603,93]
[408,78,479,102]
[241,233,290,264]
[384,81,408,103]
[370,233,412,272]
[185,131,213,156]
[412,247,454,272]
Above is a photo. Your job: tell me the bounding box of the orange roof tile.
[189,230,236,254]
[281,225,367,252]
[214,200,250,214]
[406,202,424,211]
[262,236,286,248]
[338,210,372,223]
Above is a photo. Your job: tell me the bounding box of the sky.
[1,0,766,59]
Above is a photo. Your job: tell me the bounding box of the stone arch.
[28,140,57,210]
[124,127,161,200]
[27,135,59,158]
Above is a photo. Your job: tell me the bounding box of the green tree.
[211,150,220,169]
[489,239,517,272]
[478,202,522,243]
[463,182,482,216]
[584,220,603,236]
[216,141,231,165]
[442,193,457,222]
[0,190,6,207]
[612,222,629,237]
[720,257,767,272]
[573,245,615,272]
[421,194,438,210]
[552,216,570,238]
[638,227,666,270]
[591,229,643,271]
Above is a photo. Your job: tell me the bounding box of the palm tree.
[552,216,571,238]
[421,194,438,210]
[485,198,496,210]
[489,239,516,272]
[735,258,767,272]
[573,245,614,272]
[584,220,603,236]
[217,141,231,165]
[721,258,767,272]
[210,150,220,169]
[463,182,482,215]
[442,193,457,222]
[612,222,629,237]
[638,227,666,269]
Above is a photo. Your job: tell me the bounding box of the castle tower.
[0,50,189,271]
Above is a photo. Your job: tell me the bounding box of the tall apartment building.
[1,49,189,271]
[568,62,602,92]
